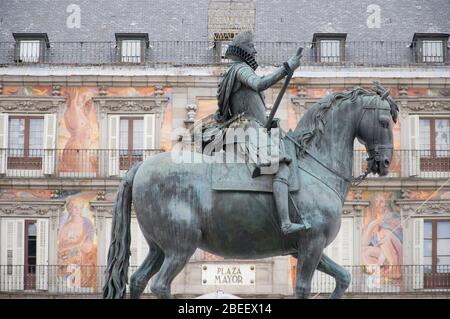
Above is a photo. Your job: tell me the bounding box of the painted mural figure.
[60,88,98,173]
[362,193,403,282]
[213,31,305,235]
[58,196,97,287]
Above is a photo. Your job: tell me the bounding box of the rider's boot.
[273,162,306,235]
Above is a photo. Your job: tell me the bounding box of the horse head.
[356,83,399,176]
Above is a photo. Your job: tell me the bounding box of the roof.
[0,0,449,42]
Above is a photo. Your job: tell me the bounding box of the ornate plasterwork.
[0,96,66,113]
[0,200,65,217]
[396,199,450,217]
[342,200,369,217]
[398,97,450,113]
[93,96,169,114]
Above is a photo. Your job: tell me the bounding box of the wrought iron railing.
[0,41,448,67]
[0,148,163,179]
[0,265,448,296]
[3,149,450,180]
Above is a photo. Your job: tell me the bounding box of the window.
[424,220,450,288]
[412,33,449,63]
[423,41,444,63]
[313,33,346,63]
[115,33,148,63]
[7,116,44,169]
[213,32,236,63]
[119,117,144,170]
[13,33,49,63]
[419,118,450,171]
[24,220,37,290]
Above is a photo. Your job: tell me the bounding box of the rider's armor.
[214,31,306,235]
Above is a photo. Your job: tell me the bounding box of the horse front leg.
[295,235,325,299]
[316,253,351,299]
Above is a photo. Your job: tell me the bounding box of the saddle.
[211,134,300,193]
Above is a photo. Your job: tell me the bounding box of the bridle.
[286,91,393,190]
[355,92,393,183]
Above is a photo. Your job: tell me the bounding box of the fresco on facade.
[57,192,97,289]
[409,189,450,200]
[2,85,52,96]
[0,189,52,200]
[361,191,403,289]
[58,87,99,174]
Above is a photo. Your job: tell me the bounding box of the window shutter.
[36,219,49,290]
[137,225,149,265]
[340,218,354,266]
[408,115,420,177]
[108,115,120,176]
[353,139,363,177]
[412,218,424,289]
[130,219,139,266]
[143,114,156,160]
[0,114,8,174]
[104,218,112,263]
[1,219,25,290]
[312,218,354,293]
[43,114,57,175]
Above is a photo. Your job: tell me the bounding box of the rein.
[284,132,368,187]
[286,93,393,188]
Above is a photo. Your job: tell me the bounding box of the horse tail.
[103,161,143,299]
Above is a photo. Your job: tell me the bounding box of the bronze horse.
[103,85,398,299]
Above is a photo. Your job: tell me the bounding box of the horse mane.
[294,84,399,151]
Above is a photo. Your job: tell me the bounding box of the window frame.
[419,117,450,172]
[412,33,449,64]
[7,115,44,170]
[424,219,450,289]
[115,33,149,64]
[12,33,49,64]
[119,116,144,170]
[24,219,37,290]
[312,33,347,64]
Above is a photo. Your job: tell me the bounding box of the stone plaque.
[201,264,255,285]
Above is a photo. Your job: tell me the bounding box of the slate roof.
[0,0,448,42]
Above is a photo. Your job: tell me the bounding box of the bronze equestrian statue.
[214,31,306,235]
[103,31,399,299]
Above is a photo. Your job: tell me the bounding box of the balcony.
[0,148,163,179]
[0,41,448,68]
[2,149,450,180]
[0,265,448,297]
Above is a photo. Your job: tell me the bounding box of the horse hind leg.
[295,236,326,299]
[150,223,201,299]
[129,241,165,299]
[316,253,351,299]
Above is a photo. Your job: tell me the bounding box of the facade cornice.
[397,97,450,113]
[395,199,450,217]
[0,200,65,217]
[0,96,66,113]
[92,96,169,114]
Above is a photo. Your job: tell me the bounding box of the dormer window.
[412,33,449,63]
[312,33,347,63]
[115,33,149,63]
[13,33,49,63]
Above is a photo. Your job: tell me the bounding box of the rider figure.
[214,31,306,235]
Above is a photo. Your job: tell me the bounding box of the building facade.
[0,0,449,297]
